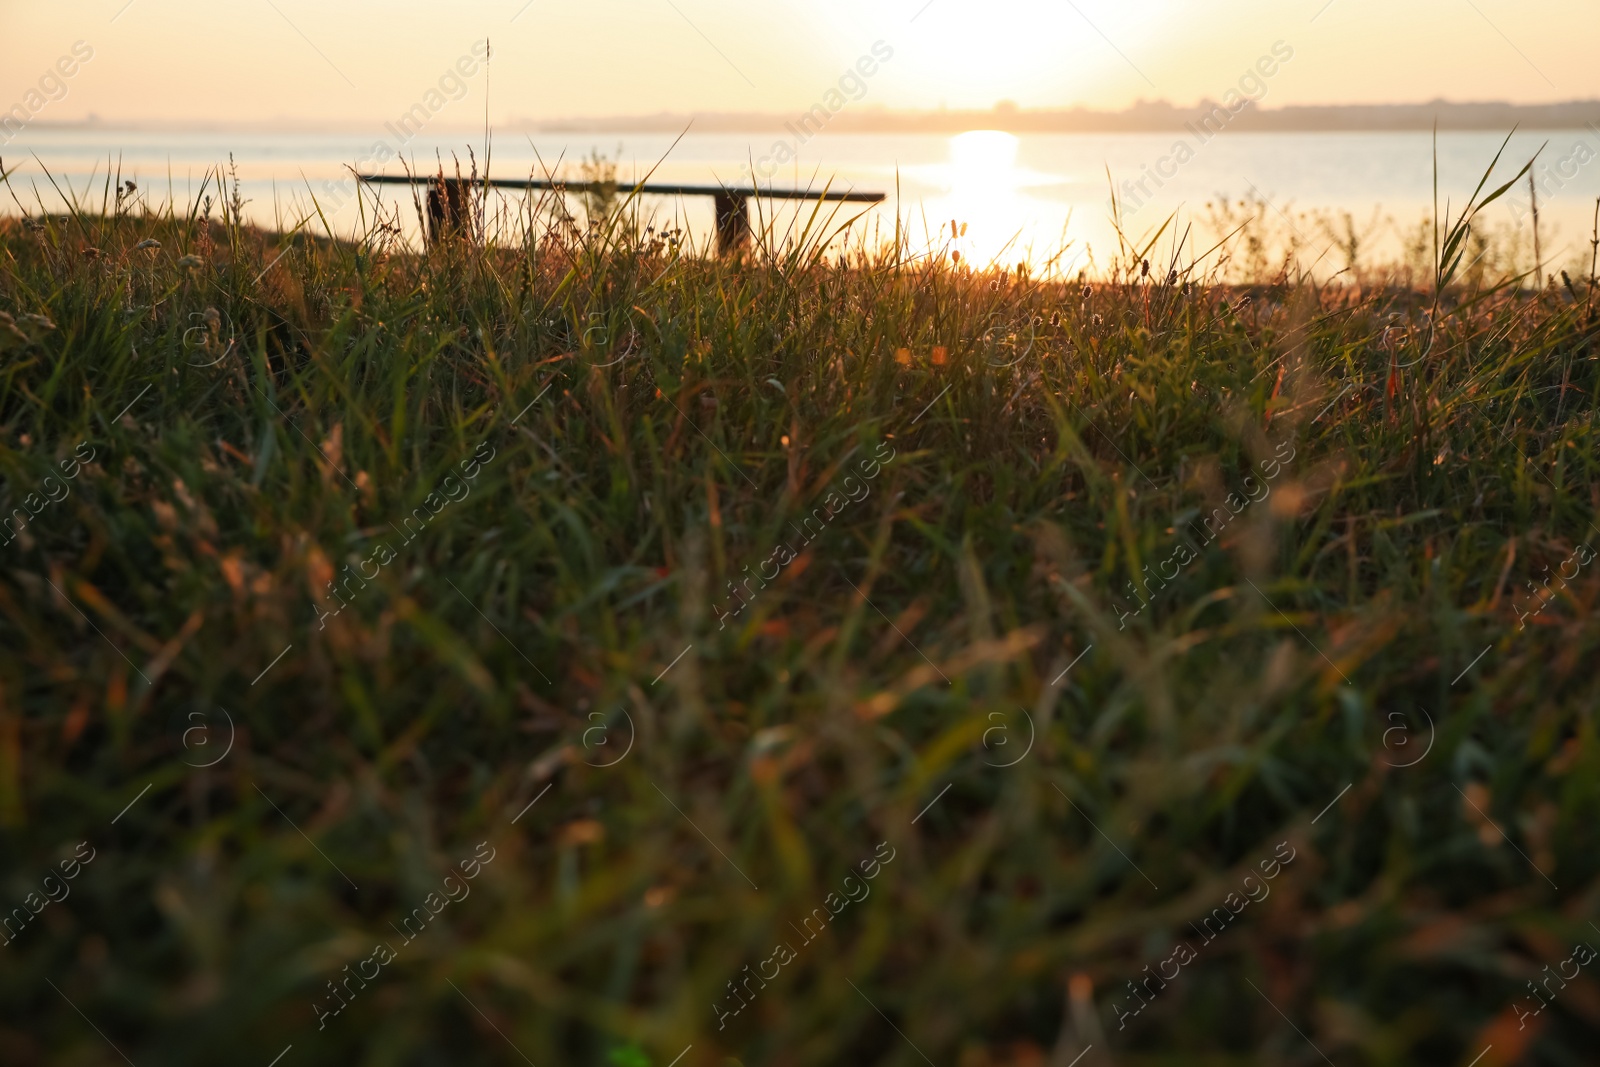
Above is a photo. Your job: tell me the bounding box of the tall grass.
[0,147,1598,1067]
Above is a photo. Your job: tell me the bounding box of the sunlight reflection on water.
[910,130,1087,273]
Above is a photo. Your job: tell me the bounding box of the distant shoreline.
[16,99,1600,139]
[531,99,1600,135]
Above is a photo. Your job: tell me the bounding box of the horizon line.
[15,96,1600,139]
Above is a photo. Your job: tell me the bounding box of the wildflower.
[895,347,911,365]
[0,314,28,349]
[1167,269,1178,285]
[931,346,948,365]
[1049,310,1060,327]
[178,254,204,269]
[133,238,161,252]
[1141,259,1150,278]
[1268,482,1308,519]
[1081,284,1092,300]
[1,313,57,350]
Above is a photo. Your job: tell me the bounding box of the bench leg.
[713,192,750,256]
[427,178,470,245]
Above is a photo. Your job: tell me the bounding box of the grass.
[1,153,1599,1067]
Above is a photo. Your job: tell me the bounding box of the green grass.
[1,160,1599,1067]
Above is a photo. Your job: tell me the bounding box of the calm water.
[4,125,1596,276]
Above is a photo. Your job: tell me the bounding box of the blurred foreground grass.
[1,163,1599,1067]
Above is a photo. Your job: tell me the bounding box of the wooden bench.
[356,174,886,254]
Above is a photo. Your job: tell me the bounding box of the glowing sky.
[2,0,1597,128]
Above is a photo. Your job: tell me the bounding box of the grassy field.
[2,157,1599,1067]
